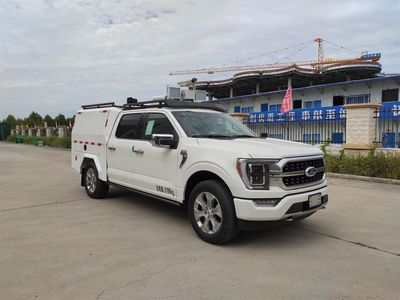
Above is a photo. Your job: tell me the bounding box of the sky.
[0,0,399,119]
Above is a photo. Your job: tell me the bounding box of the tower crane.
[169,38,381,76]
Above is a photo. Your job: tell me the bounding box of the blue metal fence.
[246,106,347,144]
[246,102,400,147]
[374,102,400,148]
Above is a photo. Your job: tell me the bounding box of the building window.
[269,104,282,112]
[293,100,302,109]
[331,132,344,144]
[234,106,241,113]
[241,106,254,113]
[304,100,322,108]
[333,96,344,106]
[382,88,399,102]
[345,94,370,104]
[261,103,268,112]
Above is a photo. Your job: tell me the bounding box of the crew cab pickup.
[72,99,328,244]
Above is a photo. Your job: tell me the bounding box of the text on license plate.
[309,193,322,208]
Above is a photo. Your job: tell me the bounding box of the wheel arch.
[184,170,232,206]
[80,154,104,186]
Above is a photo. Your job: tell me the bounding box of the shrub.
[42,136,71,148]
[5,135,71,149]
[322,148,400,180]
[6,135,16,142]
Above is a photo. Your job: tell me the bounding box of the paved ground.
[0,142,399,300]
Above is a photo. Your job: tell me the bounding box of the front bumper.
[233,186,328,221]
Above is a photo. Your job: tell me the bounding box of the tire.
[84,162,109,199]
[188,180,239,244]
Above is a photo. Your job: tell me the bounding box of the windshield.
[172,111,256,138]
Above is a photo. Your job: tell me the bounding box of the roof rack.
[81,102,118,110]
[122,99,225,112]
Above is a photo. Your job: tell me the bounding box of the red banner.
[281,87,292,113]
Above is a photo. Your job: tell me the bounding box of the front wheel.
[84,163,109,199]
[188,180,239,244]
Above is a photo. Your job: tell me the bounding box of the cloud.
[0,0,399,118]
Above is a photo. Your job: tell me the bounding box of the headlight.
[236,159,280,190]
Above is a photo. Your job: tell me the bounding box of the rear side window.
[143,113,176,140]
[116,113,143,139]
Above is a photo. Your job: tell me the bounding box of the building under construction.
[171,38,399,113]
[170,39,399,147]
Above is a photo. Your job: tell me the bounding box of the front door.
[128,112,180,201]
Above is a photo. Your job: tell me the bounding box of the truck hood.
[196,138,323,159]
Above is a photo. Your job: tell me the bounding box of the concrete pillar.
[28,128,36,136]
[21,129,27,136]
[288,77,292,88]
[343,103,382,150]
[58,126,68,138]
[46,127,55,137]
[255,83,260,94]
[36,128,45,137]
[208,93,213,101]
[230,87,233,98]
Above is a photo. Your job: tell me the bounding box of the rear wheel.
[188,180,239,244]
[84,163,109,198]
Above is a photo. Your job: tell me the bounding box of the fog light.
[254,199,281,206]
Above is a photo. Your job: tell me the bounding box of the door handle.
[108,146,116,151]
[133,148,144,154]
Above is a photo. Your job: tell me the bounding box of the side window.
[143,113,176,140]
[115,113,143,139]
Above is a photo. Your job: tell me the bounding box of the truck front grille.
[282,158,325,187]
[282,171,324,186]
[283,159,324,172]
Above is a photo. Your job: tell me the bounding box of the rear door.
[107,112,145,186]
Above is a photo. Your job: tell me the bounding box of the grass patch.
[322,146,400,180]
[6,135,71,149]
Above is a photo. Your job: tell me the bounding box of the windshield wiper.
[231,135,257,138]
[191,134,233,139]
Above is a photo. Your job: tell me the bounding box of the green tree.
[25,111,43,127]
[4,115,17,128]
[54,114,67,126]
[43,114,55,127]
[66,115,75,127]
[16,118,24,127]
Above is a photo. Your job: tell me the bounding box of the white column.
[255,83,260,94]
[343,104,382,150]
[230,87,233,98]
[46,127,54,137]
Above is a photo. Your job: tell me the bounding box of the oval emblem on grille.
[305,166,317,177]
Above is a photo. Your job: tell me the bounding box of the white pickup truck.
[72,99,328,244]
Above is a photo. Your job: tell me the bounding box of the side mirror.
[151,134,177,149]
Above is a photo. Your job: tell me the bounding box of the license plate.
[309,193,322,208]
